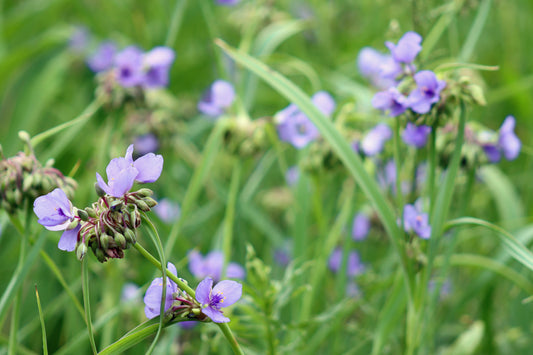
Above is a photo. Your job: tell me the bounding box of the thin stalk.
[35,286,48,355]
[164,0,188,48]
[82,258,98,355]
[222,160,242,278]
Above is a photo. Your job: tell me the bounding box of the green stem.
[164,0,189,48]
[222,160,242,278]
[82,258,98,355]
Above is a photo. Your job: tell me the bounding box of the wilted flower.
[154,198,180,224]
[87,41,116,73]
[372,87,408,117]
[360,124,392,156]
[189,250,245,282]
[144,263,179,319]
[352,212,370,241]
[385,31,422,64]
[328,248,365,277]
[195,277,242,323]
[407,70,446,114]
[276,91,336,149]
[402,123,431,148]
[198,80,236,117]
[403,203,431,239]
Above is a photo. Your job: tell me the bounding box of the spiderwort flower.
[133,134,159,156]
[143,262,179,319]
[276,91,336,149]
[357,47,397,87]
[154,198,180,224]
[114,46,145,87]
[216,0,240,5]
[142,46,175,88]
[195,277,242,323]
[498,115,521,161]
[385,31,422,64]
[402,123,432,148]
[407,70,446,114]
[198,80,236,117]
[328,248,365,277]
[372,87,408,117]
[87,41,116,73]
[360,124,392,156]
[189,250,245,282]
[96,144,163,197]
[403,203,431,239]
[352,212,370,241]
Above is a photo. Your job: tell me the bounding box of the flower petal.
[134,153,163,183]
[195,277,213,305]
[201,305,230,323]
[58,226,80,251]
[212,280,242,307]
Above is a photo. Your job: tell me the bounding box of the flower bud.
[95,248,106,263]
[134,199,150,212]
[114,233,126,249]
[22,174,33,192]
[135,188,153,197]
[85,207,97,218]
[143,197,157,208]
[94,182,106,197]
[77,209,89,221]
[76,244,88,261]
[124,229,136,245]
[100,233,111,250]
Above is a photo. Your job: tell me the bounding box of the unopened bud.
[18,130,31,144]
[143,197,157,208]
[114,233,126,249]
[100,233,111,250]
[136,188,153,197]
[134,199,150,212]
[94,182,106,197]
[76,244,87,261]
[85,207,97,218]
[124,229,136,245]
[22,175,34,192]
[95,248,106,263]
[77,209,89,221]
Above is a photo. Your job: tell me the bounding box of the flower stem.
[222,159,242,278]
[82,257,98,355]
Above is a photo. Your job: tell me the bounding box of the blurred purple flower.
[428,278,452,300]
[402,123,431,148]
[121,282,141,302]
[385,31,422,64]
[328,248,365,277]
[195,277,242,323]
[216,0,240,5]
[114,46,145,87]
[96,144,163,197]
[352,212,370,241]
[346,281,361,297]
[143,262,178,319]
[276,91,336,149]
[198,80,235,117]
[87,41,116,73]
[189,250,245,282]
[69,26,90,53]
[360,124,392,156]
[179,321,197,329]
[407,70,446,114]
[133,134,159,156]
[498,115,521,160]
[274,247,291,266]
[143,46,175,88]
[372,87,408,117]
[154,198,181,224]
[377,159,397,193]
[285,166,300,187]
[403,203,431,239]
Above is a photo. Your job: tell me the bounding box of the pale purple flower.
[276,91,336,149]
[352,213,370,241]
[403,203,431,239]
[385,31,422,64]
[346,281,361,297]
[372,87,408,117]
[121,283,141,302]
[428,278,452,300]
[285,166,300,187]
[198,80,235,117]
[195,277,242,323]
[114,46,145,87]
[328,248,365,277]
[274,248,291,266]
[133,134,159,156]
[87,41,116,73]
[189,250,245,282]
[69,26,90,53]
[58,226,81,252]
[143,46,175,88]
[143,262,179,319]
[498,115,521,160]
[402,123,431,148]
[96,144,163,197]
[216,0,240,5]
[376,159,397,193]
[154,198,180,224]
[407,70,446,114]
[360,124,392,156]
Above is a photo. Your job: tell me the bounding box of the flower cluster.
[33,145,163,262]
[87,42,175,89]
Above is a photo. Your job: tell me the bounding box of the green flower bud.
[134,199,150,212]
[95,248,106,263]
[94,182,106,197]
[143,197,157,208]
[85,207,97,218]
[114,233,126,249]
[100,233,111,250]
[136,188,153,197]
[124,229,136,245]
[76,244,88,261]
[77,209,89,221]
[22,174,33,192]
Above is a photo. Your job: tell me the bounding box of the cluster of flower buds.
[222,117,270,158]
[0,134,77,214]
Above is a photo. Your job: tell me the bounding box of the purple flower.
[402,123,431,148]
[195,277,242,323]
[133,134,159,156]
[96,144,163,197]
[352,213,370,241]
[385,31,422,64]
[276,91,336,149]
[403,203,431,239]
[328,248,365,277]
[285,166,300,187]
[69,26,90,53]
[357,47,400,85]
[360,123,392,156]
[273,248,291,266]
[198,80,236,117]
[143,46,175,88]
[58,226,81,252]
[377,159,397,193]
[143,262,179,319]
[114,46,145,87]
[87,41,116,73]
[216,0,240,5]
[407,70,446,114]
[154,198,180,224]
[122,282,141,302]
[372,87,408,117]
[189,250,245,282]
[498,116,521,160]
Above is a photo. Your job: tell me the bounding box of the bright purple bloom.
[360,123,392,156]
[189,250,245,282]
[114,46,145,87]
[276,91,336,149]
[133,134,159,156]
[143,46,175,88]
[96,144,163,197]
[407,70,446,114]
[195,277,242,323]
[143,262,179,319]
[403,203,431,239]
[385,31,422,64]
[498,116,521,160]
[328,248,365,277]
[352,213,370,241]
[198,80,236,117]
[372,87,408,117]
[154,198,180,224]
[87,41,116,73]
[402,123,431,148]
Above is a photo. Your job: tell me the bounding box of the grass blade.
[34,285,48,355]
